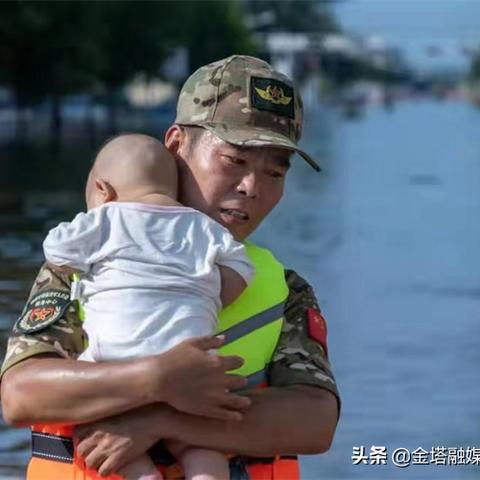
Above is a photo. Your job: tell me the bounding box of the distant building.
[254,32,311,78]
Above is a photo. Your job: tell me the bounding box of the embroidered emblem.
[251,77,295,119]
[16,289,71,333]
[254,85,292,105]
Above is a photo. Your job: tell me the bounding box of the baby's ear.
[95,179,117,203]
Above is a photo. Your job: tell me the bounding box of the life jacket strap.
[31,431,295,467]
[31,431,73,464]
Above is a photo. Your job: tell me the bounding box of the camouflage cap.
[175,55,320,171]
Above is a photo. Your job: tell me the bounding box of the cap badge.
[251,77,295,119]
[255,85,292,106]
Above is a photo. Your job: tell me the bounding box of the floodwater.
[1,99,480,479]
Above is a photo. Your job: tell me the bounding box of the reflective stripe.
[220,302,284,345]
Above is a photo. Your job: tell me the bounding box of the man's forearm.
[168,386,338,457]
[1,355,156,426]
[1,337,248,428]
[70,385,338,475]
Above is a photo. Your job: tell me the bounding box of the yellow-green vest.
[217,242,288,386]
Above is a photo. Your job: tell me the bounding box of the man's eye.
[269,170,285,179]
[225,156,245,166]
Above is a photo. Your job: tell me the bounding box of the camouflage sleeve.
[268,269,340,408]
[0,264,86,378]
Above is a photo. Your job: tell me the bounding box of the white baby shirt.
[43,202,254,361]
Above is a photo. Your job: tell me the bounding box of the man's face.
[174,129,290,241]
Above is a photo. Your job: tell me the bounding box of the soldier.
[1,55,340,480]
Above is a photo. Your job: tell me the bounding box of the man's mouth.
[220,208,250,222]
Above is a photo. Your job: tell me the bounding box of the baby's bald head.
[86,134,177,209]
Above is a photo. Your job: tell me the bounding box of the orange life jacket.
[28,422,299,480]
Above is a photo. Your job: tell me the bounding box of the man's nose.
[236,172,259,198]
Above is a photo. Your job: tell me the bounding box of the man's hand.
[153,335,251,421]
[74,406,166,477]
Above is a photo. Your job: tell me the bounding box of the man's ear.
[164,125,186,156]
[94,179,117,203]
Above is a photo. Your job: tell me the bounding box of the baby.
[43,134,254,480]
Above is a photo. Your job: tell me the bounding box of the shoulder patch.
[306,308,328,357]
[15,289,72,333]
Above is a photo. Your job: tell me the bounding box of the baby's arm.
[219,266,248,307]
[214,229,255,307]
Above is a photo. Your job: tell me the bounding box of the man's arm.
[1,264,151,425]
[2,337,248,427]
[267,269,341,412]
[2,355,159,426]
[169,385,338,455]
[75,385,338,476]
[1,265,249,426]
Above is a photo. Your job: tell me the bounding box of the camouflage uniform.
[1,55,339,407]
[1,264,339,407]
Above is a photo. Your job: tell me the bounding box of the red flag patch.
[307,308,328,357]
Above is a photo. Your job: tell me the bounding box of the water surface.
[1,99,480,479]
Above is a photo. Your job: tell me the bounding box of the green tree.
[94,1,172,131]
[0,1,104,137]
[0,0,257,137]
[56,0,256,131]
[165,1,257,72]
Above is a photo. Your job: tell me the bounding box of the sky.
[333,0,480,73]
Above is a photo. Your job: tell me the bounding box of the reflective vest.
[28,242,299,479]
